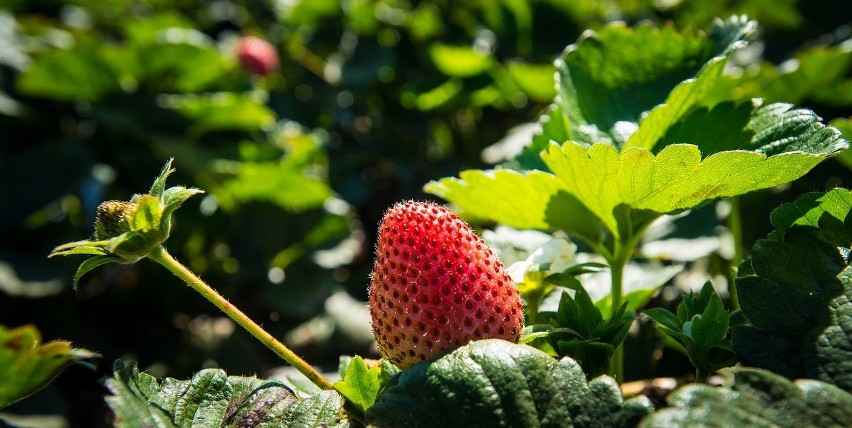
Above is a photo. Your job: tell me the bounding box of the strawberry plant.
[1,2,852,427]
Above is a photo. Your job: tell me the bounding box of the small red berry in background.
[235,36,279,77]
[369,201,525,369]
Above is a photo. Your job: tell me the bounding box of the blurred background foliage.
[0,0,849,425]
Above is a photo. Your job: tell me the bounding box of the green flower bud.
[94,200,134,240]
[49,159,204,288]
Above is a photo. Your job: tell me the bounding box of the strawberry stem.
[726,197,742,310]
[607,229,640,384]
[148,245,336,391]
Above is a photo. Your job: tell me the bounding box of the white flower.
[507,238,576,283]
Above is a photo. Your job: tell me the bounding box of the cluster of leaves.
[2,0,852,426]
[644,283,739,382]
[426,15,846,384]
[522,274,634,378]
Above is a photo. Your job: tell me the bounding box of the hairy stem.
[148,246,336,391]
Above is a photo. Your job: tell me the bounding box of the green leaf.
[428,44,493,77]
[149,158,175,197]
[709,43,852,107]
[535,289,635,378]
[17,44,121,101]
[541,140,832,239]
[519,324,583,344]
[48,243,109,258]
[160,92,276,138]
[333,356,382,412]
[643,368,852,427]
[556,289,601,338]
[646,283,737,376]
[733,188,852,391]
[830,117,852,170]
[367,339,652,427]
[643,308,682,333]
[72,255,122,288]
[161,186,205,219]
[283,390,349,427]
[0,325,97,409]
[552,16,753,148]
[766,188,852,239]
[505,61,556,102]
[424,169,602,245]
[215,162,333,211]
[624,17,756,151]
[106,360,346,427]
[689,287,734,368]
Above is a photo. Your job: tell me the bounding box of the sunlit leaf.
[505,61,556,102]
[624,17,756,150]
[541,137,837,239]
[333,356,382,412]
[428,44,493,77]
[425,169,602,244]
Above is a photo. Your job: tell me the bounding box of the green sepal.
[49,159,203,287]
[73,255,122,290]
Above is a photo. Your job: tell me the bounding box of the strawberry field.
[1,1,851,427]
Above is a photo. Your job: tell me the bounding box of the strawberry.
[369,201,524,369]
[235,36,279,76]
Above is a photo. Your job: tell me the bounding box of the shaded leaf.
[16,44,121,101]
[643,368,852,427]
[160,92,276,138]
[72,255,122,289]
[709,43,852,107]
[552,16,753,148]
[0,325,97,409]
[733,188,852,391]
[105,360,346,427]
[215,162,333,212]
[624,17,756,151]
[367,339,652,426]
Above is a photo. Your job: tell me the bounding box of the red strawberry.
[369,201,524,369]
[235,36,279,76]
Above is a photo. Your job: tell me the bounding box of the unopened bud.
[94,200,135,240]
